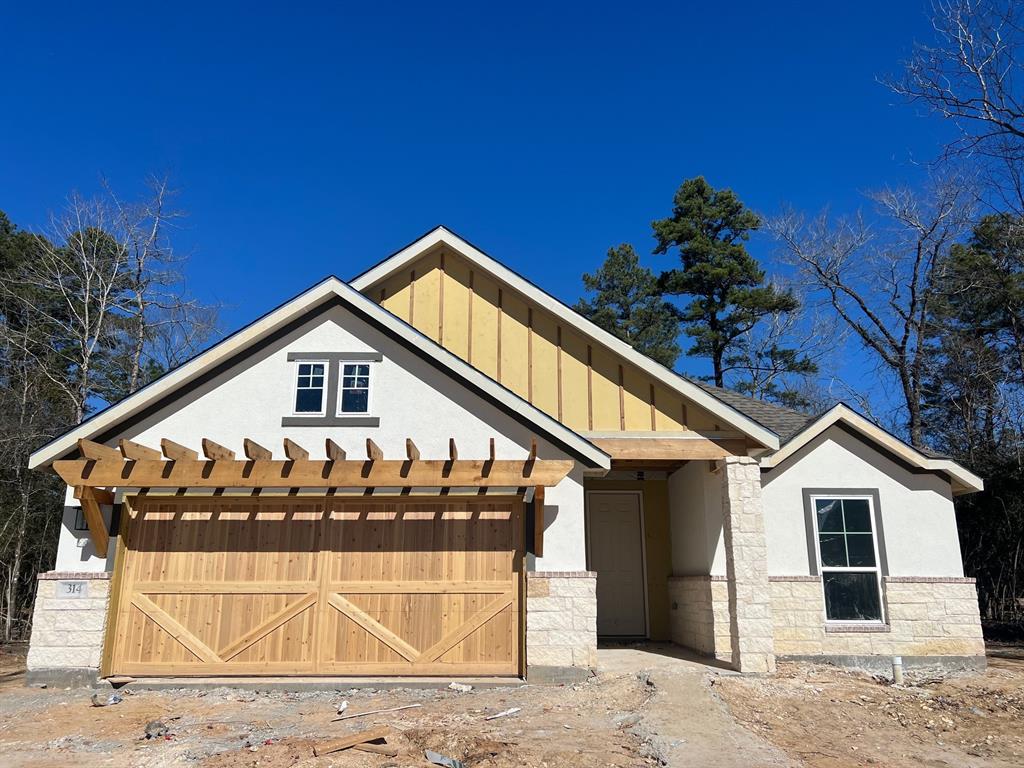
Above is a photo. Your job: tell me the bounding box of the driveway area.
[0,644,1021,767]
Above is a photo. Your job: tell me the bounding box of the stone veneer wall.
[27,571,112,685]
[526,571,597,679]
[667,575,731,661]
[770,575,986,669]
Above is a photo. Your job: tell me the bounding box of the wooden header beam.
[56,434,570,489]
[54,458,573,489]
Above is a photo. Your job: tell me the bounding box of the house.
[25,226,986,685]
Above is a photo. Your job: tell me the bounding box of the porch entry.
[585,491,649,637]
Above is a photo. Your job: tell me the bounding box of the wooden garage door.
[107,496,523,676]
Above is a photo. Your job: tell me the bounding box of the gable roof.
[351,226,782,450]
[28,277,611,471]
[759,403,983,495]
[689,381,814,443]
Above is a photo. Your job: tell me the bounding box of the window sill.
[281,415,381,427]
[824,623,890,634]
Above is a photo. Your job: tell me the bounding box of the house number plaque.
[56,580,89,599]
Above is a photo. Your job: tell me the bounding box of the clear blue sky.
[1,2,950,386]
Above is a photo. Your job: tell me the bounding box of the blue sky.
[1,2,951,396]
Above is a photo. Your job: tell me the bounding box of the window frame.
[808,493,886,625]
[336,361,373,416]
[292,359,329,417]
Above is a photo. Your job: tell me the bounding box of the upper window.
[294,362,327,414]
[339,363,371,414]
[812,496,884,622]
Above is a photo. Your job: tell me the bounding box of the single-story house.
[26,226,986,685]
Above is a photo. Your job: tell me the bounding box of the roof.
[759,404,984,495]
[687,383,979,493]
[350,226,782,451]
[689,381,815,443]
[28,277,611,472]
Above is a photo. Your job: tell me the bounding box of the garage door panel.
[111,497,522,676]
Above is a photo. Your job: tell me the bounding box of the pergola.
[57,437,569,557]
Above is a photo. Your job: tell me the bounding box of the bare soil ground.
[0,656,658,767]
[2,645,1022,767]
[715,651,1024,768]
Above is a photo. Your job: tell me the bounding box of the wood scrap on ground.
[353,741,400,756]
[331,702,422,721]
[312,726,392,757]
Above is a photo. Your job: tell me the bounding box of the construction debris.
[484,707,521,721]
[90,693,123,707]
[313,726,392,757]
[448,682,473,693]
[425,749,467,768]
[144,721,169,740]
[353,741,400,756]
[332,702,422,721]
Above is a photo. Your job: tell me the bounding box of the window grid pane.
[815,496,883,622]
[339,362,371,414]
[295,361,327,413]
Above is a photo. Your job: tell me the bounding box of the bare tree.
[722,281,841,411]
[105,177,219,397]
[770,175,976,447]
[886,0,1024,209]
[1,194,132,423]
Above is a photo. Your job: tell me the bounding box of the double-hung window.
[339,363,371,414]
[294,362,327,414]
[811,496,884,622]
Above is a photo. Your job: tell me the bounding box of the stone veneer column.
[26,571,112,686]
[721,456,776,674]
[525,571,597,683]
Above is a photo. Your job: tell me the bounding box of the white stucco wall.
[761,426,964,577]
[667,460,726,576]
[52,303,588,572]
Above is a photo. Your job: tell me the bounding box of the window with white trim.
[812,496,884,622]
[294,362,327,414]
[338,363,371,414]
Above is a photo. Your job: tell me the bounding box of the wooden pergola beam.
[119,439,161,461]
[405,439,419,462]
[78,439,121,462]
[283,438,309,461]
[73,486,110,554]
[53,457,575,489]
[366,438,383,461]
[202,438,235,461]
[243,438,272,461]
[162,439,198,461]
[325,439,346,462]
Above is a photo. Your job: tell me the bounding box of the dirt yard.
[715,651,1024,768]
[0,646,1022,767]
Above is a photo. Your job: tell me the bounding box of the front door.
[586,491,647,637]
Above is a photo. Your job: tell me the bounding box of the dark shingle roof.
[688,380,818,443]
[691,380,955,459]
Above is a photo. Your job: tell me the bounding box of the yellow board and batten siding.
[373,247,724,434]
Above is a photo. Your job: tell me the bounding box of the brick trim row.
[768,575,821,583]
[667,575,728,582]
[527,571,597,579]
[883,576,976,584]
[825,623,892,634]
[37,571,112,581]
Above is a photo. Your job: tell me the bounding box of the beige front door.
[586,491,647,637]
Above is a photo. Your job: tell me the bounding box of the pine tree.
[575,244,681,367]
[654,176,802,388]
